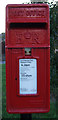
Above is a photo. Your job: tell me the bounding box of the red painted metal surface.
[5,4,50,113]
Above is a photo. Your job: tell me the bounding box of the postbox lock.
[25,48,31,55]
[15,78,17,80]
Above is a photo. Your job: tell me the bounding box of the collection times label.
[19,59,37,95]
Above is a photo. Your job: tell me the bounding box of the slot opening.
[9,23,47,29]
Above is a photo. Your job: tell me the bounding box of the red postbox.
[6,4,50,113]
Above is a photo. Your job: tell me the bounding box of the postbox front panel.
[6,4,50,113]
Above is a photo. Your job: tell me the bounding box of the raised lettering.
[9,8,46,18]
